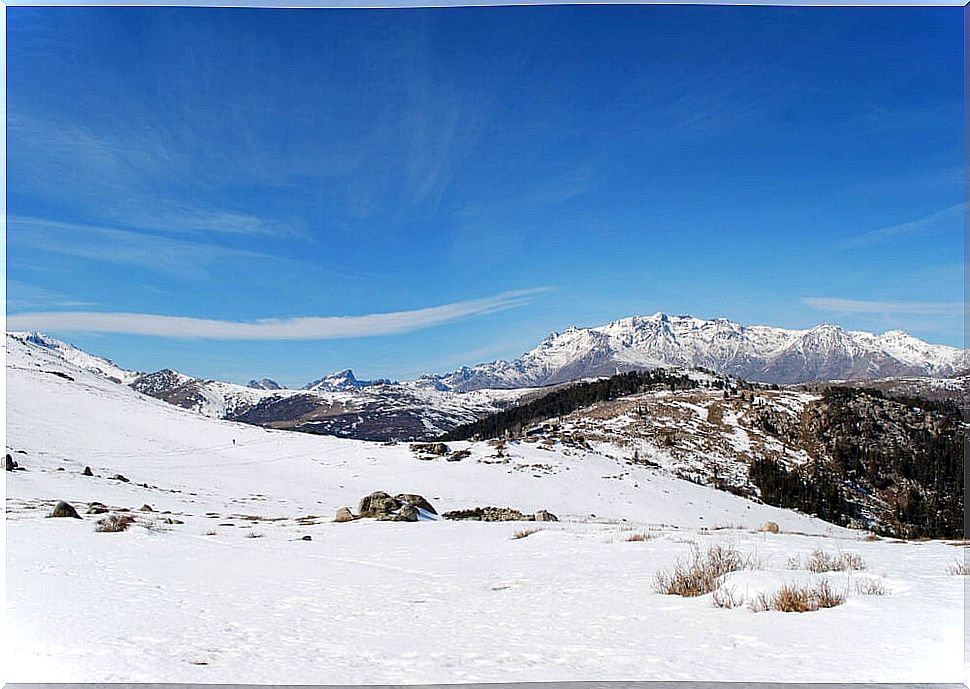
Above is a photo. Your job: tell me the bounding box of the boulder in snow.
[396,493,437,515]
[410,442,449,456]
[333,507,356,523]
[358,491,400,518]
[49,501,82,519]
[358,491,435,521]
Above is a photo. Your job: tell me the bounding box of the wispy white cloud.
[840,203,963,249]
[7,216,278,281]
[802,297,964,316]
[5,281,99,311]
[7,216,363,282]
[7,112,307,242]
[111,205,285,238]
[7,288,552,340]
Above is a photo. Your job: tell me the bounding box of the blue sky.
[6,6,964,386]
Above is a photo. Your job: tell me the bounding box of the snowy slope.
[7,331,141,384]
[4,325,966,684]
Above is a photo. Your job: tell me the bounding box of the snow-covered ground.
[3,334,966,683]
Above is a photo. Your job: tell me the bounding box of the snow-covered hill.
[4,311,965,684]
[422,314,967,390]
[7,331,141,384]
[5,333,531,441]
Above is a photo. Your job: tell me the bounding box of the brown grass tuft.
[654,544,759,597]
[765,580,845,612]
[512,528,540,540]
[626,532,654,542]
[95,514,136,533]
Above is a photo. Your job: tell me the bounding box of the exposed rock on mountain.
[247,378,283,390]
[303,369,393,392]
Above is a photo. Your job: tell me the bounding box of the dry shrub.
[771,583,815,612]
[96,514,135,533]
[626,532,654,542]
[863,533,882,542]
[140,518,170,532]
[803,549,866,573]
[712,586,744,609]
[748,592,771,612]
[854,577,889,596]
[245,530,264,539]
[512,528,540,540]
[946,560,970,575]
[812,579,845,608]
[654,544,758,597]
[766,580,845,612]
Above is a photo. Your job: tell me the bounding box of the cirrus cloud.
[7,288,551,340]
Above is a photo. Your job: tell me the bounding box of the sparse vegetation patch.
[767,580,845,612]
[654,544,758,597]
[626,532,654,542]
[96,515,136,533]
[946,560,970,575]
[512,528,540,540]
[802,549,866,573]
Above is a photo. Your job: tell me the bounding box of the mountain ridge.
[11,313,963,392]
[7,312,966,441]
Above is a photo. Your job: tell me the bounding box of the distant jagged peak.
[303,368,395,391]
[247,378,283,390]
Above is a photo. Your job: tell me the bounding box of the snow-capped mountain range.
[7,312,966,440]
[418,313,968,391]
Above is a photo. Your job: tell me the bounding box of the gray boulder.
[50,501,82,519]
[396,493,437,515]
[358,491,400,518]
[410,442,449,456]
[535,510,559,522]
[359,491,435,521]
[380,504,419,522]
